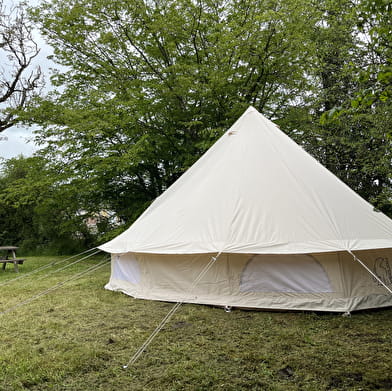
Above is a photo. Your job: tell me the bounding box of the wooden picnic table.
[0,246,25,272]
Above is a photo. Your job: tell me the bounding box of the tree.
[349,0,392,213]
[277,0,392,216]
[29,0,319,224]
[25,0,391,238]
[355,0,392,106]
[0,156,101,254]
[0,0,43,132]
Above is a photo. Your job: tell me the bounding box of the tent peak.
[245,105,257,113]
[242,105,272,124]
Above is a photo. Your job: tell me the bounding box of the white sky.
[0,0,54,160]
[0,126,38,159]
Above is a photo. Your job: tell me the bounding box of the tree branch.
[0,0,43,132]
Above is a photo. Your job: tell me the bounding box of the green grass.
[0,256,391,391]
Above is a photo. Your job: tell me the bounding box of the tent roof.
[99,106,392,254]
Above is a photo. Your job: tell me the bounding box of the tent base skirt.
[105,282,392,313]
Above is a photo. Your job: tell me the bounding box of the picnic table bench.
[0,246,25,272]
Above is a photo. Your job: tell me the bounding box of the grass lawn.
[0,255,391,391]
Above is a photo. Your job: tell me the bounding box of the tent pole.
[348,250,392,294]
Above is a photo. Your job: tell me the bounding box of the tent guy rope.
[123,251,222,368]
[35,249,102,281]
[0,257,110,316]
[0,247,98,288]
[348,250,392,295]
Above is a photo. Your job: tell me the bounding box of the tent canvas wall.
[99,107,392,312]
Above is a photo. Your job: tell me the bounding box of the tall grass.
[0,256,391,391]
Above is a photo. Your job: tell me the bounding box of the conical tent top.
[100,106,392,255]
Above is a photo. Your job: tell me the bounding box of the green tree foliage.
[6,0,388,255]
[29,0,320,225]
[0,156,101,253]
[278,0,392,215]
[355,0,392,106]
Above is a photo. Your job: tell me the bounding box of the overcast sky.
[0,0,53,160]
[0,127,38,159]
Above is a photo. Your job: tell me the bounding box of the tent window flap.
[240,255,333,293]
[112,254,141,284]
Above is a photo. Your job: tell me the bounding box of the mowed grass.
[0,256,391,391]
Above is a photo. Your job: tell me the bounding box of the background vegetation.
[0,256,391,391]
[0,3,391,390]
[0,0,391,253]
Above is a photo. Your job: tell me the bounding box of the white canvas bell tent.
[99,106,392,312]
